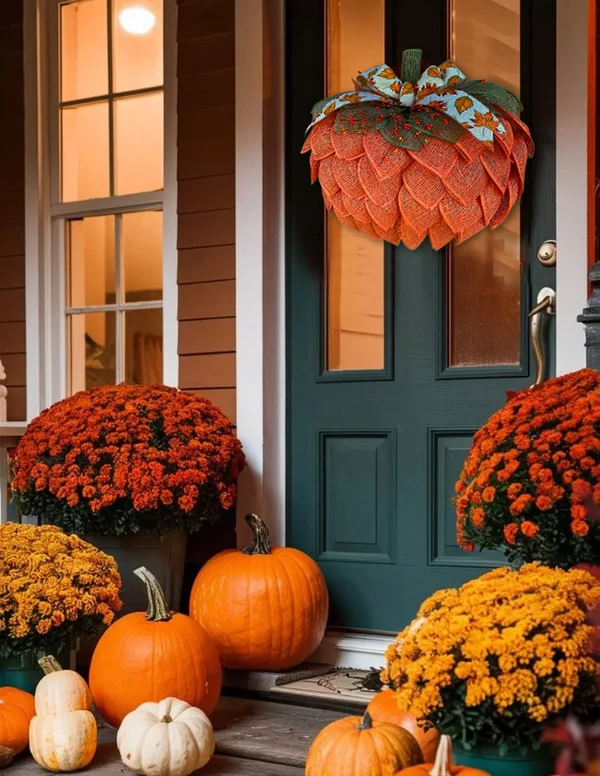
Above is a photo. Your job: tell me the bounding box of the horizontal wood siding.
[177,0,236,425]
[0,0,25,421]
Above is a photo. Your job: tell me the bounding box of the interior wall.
[0,0,26,421]
[176,0,236,423]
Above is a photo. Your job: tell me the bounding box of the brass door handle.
[528,287,556,385]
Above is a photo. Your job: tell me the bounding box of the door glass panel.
[325,0,385,372]
[60,0,109,102]
[67,216,115,308]
[447,0,521,368]
[69,312,117,392]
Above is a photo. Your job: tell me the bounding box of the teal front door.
[287,0,557,632]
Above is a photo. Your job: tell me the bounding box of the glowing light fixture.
[118,6,156,35]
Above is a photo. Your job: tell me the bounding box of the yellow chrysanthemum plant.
[382,564,600,756]
[0,523,122,659]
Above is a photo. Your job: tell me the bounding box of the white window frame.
[24,0,178,420]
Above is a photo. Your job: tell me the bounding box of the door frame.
[234,0,590,666]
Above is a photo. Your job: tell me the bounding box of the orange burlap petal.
[332,156,365,200]
[318,156,341,198]
[343,191,370,223]
[402,162,446,210]
[480,147,511,192]
[363,132,411,179]
[499,107,535,156]
[366,198,401,233]
[331,129,365,160]
[307,105,534,249]
[439,194,484,234]
[358,156,402,207]
[407,138,458,179]
[398,185,442,235]
[444,156,487,207]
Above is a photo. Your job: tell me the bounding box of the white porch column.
[556,0,589,374]
[235,0,286,546]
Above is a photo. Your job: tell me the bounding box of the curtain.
[133,333,163,385]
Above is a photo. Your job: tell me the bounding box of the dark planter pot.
[77,530,188,668]
[0,643,72,694]
[453,743,554,776]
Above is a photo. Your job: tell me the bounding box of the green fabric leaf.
[412,105,466,144]
[456,79,523,115]
[333,103,395,134]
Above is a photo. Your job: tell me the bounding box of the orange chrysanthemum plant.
[456,369,600,568]
[11,384,245,537]
[0,523,122,658]
[382,564,600,754]
[302,49,532,249]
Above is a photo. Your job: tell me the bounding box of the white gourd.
[117,697,215,776]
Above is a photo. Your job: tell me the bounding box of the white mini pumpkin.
[117,697,215,776]
[29,710,97,772]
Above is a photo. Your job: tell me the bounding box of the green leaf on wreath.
[333,103,396,134]
[455,79,523,115]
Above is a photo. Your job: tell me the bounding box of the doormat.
[270,668,377,706]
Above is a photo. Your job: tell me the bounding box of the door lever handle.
[528,287,556,385]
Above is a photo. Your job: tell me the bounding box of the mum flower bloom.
[456,369,600,567]
[382,564,600,753]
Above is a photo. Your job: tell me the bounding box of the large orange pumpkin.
[189,513,329,670]
[397,735,490,776]
[89,566,221,728]
[367,690,440,762]
[0,687,35,766]
[302,54,532,250]
[306,711,423,776]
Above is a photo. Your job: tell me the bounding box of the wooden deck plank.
[212,696,344,767]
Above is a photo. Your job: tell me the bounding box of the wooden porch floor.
[9,696,346,775]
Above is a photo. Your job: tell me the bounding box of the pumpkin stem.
[242,513,272,555]
[134,566,172,622]
[401,48,423,84]
[430,735,453,776]
[357,712,373,731]
[38,655,63,674]
[0,745,14,767]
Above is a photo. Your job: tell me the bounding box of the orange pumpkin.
[397,735,490,776]
[367,690,440,762]
[189,513,329,670]
[0,687,36,766]
[89,566,221,728]
[306,712,423,776]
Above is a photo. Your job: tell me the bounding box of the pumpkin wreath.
[302,48,532,249]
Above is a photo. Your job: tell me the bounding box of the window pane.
[61,102,110,201]
[125,309,163,384]
[68,216,115,308]
[123,211,163,302]
[60,0,108,102]
[447,0,521,368]
[69,312,117,392]
[112,0,164,93]
[326,0,385,371]
[114,92,164,195]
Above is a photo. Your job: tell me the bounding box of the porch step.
[212,696,345,767]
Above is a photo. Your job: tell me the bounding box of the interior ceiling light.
[119,6,156,35]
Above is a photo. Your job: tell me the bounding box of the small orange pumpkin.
[0,687,35,766]
[89,566,221,728]
[397,735,490,776]
[306,711,423,776]
[367,689,440,762]
[190,513,329,670]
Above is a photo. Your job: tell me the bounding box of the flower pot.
[0,643,72,694]
[453,744,554,776]
[76,530,188,667]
